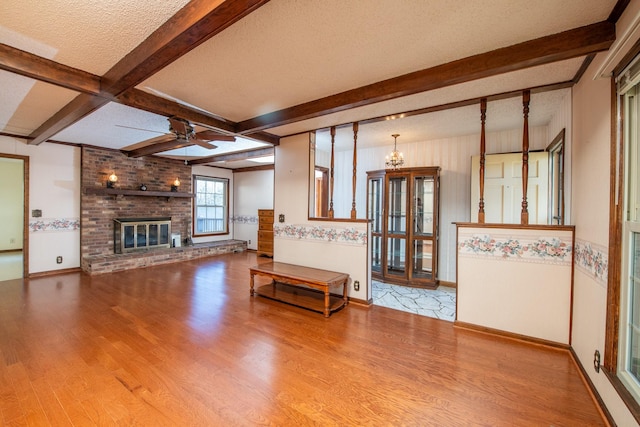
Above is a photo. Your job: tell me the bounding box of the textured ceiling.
[0,0,192,74]
[0,0,620,167]
[140,0,613,122]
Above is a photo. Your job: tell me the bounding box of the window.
[194,176,228,235]
[619,81,640,403]
[547,129,565,225]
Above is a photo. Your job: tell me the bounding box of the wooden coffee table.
[249,261,349,317]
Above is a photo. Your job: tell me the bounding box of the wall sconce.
[107,172,118,188]
[171,177,180,192]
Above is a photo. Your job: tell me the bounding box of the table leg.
[324,288,330,318]
[343,279,348,306]
[250,272,255,296]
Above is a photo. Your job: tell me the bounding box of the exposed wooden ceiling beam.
[118,89,280,145]
[608,0,631,23]
[119,88,236,133]
[28,0,270,145]
[101,0,270,96]
[243,130,280,146]
[123,129,236,157]
[0,44,280,146]
[281,81,575,138]
[0,43,101,95]
[188,146,274,165]
[236,21,616,134]
[572,55,596,83]
[28,94,111,145]
[232,164,274,173]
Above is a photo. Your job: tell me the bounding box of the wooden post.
[328,126,335,219]
[521,90,530,225]
[351,122,358,219]
[478,98,487,223]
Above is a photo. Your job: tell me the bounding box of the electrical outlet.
[56,256,63,264]
[594,349,601,373]
[354,280,360,291]
[248,239,251,244]
[9,238,15,244]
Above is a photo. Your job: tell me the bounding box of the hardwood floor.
[0,252,606,426]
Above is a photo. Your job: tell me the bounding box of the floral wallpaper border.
[274,223,367,246]
[574,238,608,287]
[29,218,80,233]
[232,215,258,225]
[458,232,573,265]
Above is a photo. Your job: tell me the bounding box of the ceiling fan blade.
[125,137,192,157]
[195,130,236,142]
[115,124,168,134]
[191,138,218,150]
[168,117,190,135]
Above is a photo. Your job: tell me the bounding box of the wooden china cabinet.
[367,167,440,288]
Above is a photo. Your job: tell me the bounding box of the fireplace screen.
[114,218,171,253]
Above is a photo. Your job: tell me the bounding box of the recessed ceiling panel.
[54,103,171,149]
[0,70,78,136]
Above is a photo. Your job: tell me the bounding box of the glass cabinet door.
[368,176,384,273]
[386,176,407,278]
[387,177,407,234]
[412,239,433,279]
[387,237,406,276]
[413,176,434,236]
[412,175,436,280]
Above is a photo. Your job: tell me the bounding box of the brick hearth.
[82,240,247,275]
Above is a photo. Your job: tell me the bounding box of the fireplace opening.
[114,217,172,253]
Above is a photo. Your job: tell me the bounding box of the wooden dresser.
[257,209,274,257]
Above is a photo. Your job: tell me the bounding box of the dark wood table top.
[250,261,349,286]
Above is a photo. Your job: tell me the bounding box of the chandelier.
[385,134,404,170]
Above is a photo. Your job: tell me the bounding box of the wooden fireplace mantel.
[84,187,194,199]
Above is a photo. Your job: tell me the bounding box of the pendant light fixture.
[385,133,404,170]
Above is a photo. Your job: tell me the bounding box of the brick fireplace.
[79,146,246,274]
[81,146,192,258]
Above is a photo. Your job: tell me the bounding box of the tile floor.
[372,281,456,321]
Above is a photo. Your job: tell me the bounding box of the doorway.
[0,155,28,280]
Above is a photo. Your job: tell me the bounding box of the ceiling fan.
[167,117,235,149]
[122,117,236,158]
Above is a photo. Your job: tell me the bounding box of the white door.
[471,152,549,224]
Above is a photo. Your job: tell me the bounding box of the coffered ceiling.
[0,0,622,169]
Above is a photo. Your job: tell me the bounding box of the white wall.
[457,225,574,344]
[274,134,369,301]
[0,136,80,273]
[233,169,274,250]
[568,1,640,424]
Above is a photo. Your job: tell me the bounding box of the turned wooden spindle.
[328,126,335,219]
[521,90,530,225]
[351,122,358,219]
[478,98,487,224]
